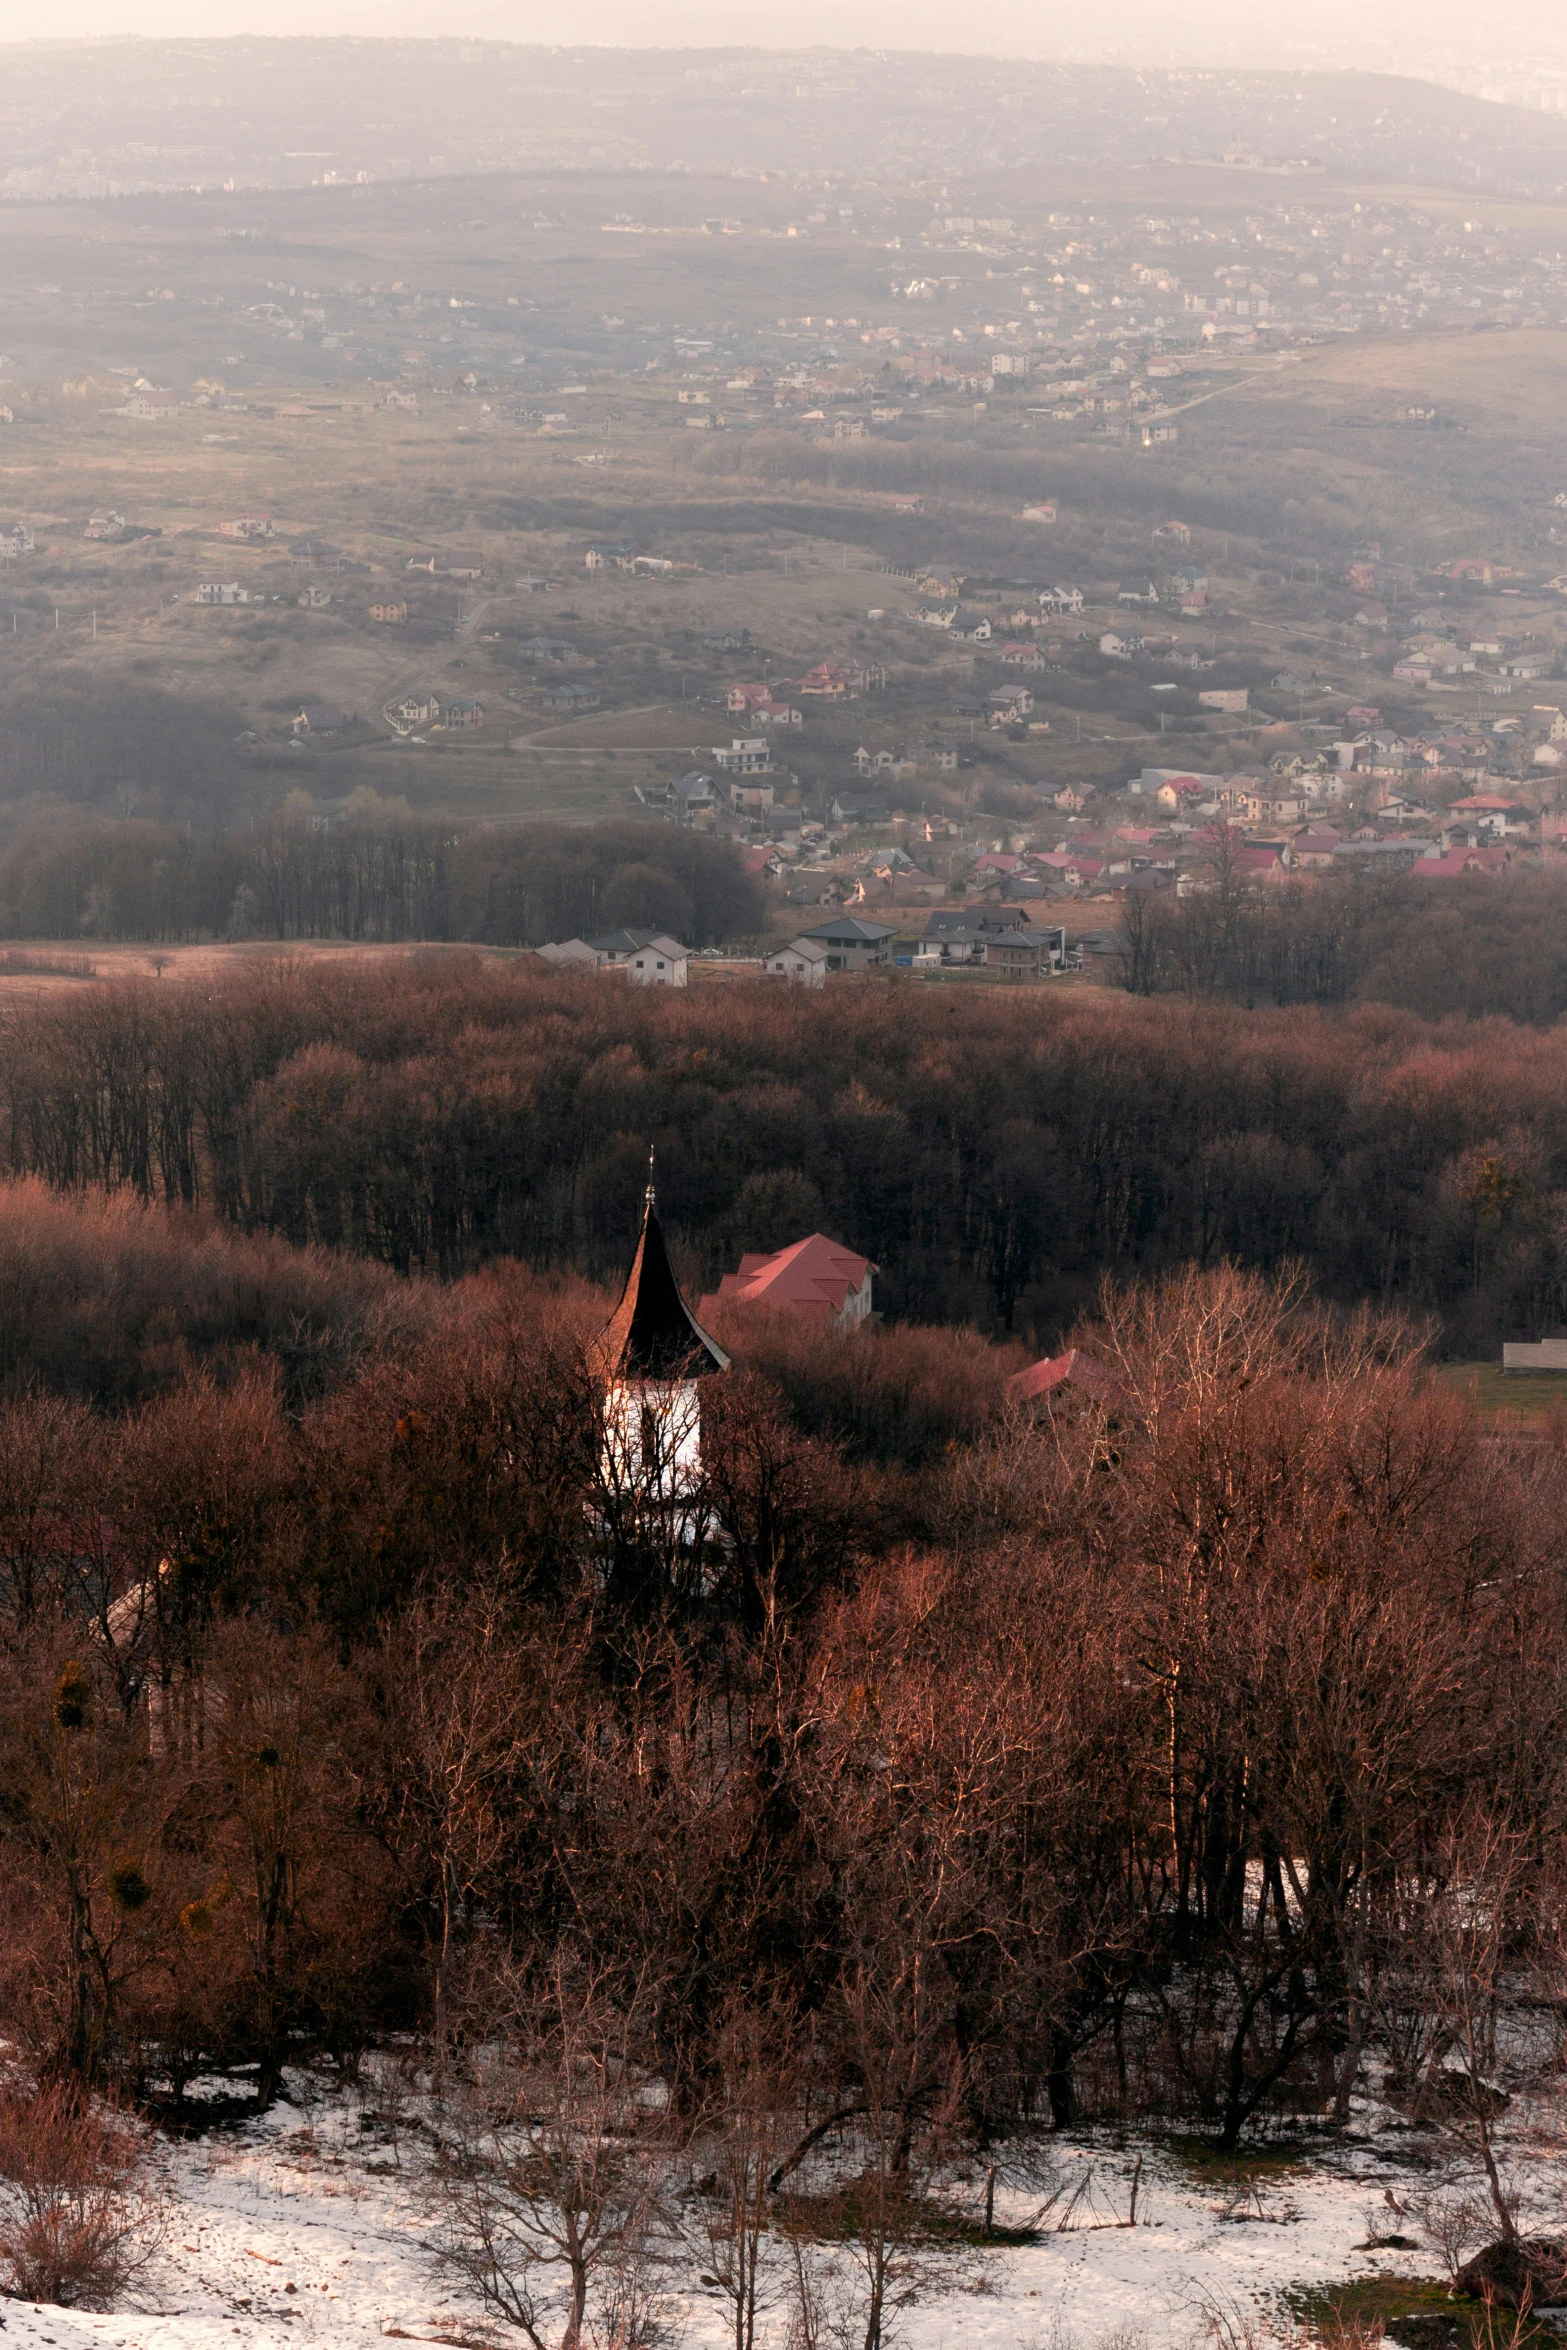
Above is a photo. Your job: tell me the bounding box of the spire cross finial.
[645,1145,656,1209]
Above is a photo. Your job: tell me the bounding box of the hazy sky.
[3,0,1564,73]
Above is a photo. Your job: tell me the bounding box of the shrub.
[0,2076,161,2308]
[709,1300,1025,1466]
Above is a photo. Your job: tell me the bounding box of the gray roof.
[801,916,897,944]
[587,929,691,957]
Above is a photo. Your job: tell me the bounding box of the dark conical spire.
[591,1165,730,1383]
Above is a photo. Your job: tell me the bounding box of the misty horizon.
[3,8,1567,89]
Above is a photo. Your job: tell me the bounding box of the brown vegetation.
[0,1231,1559,2180]
[0,954,1563,1353]
[0,2076,161,2307]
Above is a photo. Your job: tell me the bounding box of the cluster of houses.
[764,908,1074,986]
[533,910,1078,995]
[537,929,696,984]
[381,690,483,735]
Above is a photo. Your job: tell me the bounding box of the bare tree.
[431,1961,673,2350]
[384,1580,533,2053]
[692,2000,798,2350]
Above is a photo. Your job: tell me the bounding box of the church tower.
[589,1154,729,1555]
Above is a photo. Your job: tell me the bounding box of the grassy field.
[1437,1361,1567,1427]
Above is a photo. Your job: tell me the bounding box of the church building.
[589,1159,729,1549]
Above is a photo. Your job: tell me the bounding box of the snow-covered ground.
[3,2075,1550,2350]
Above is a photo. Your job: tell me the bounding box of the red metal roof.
[699,1233,876,1326]
[1004,1349,1115,1404]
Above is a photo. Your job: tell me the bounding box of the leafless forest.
[0,963,1564,2327]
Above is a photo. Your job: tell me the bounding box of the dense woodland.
[0,961,1565,2327]
[0,1197,1563,2321]
[1116,860,1567,1025]
[0,814,765,954]
[0,956,1563,1354]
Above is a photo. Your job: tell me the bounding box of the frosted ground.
[7,2071,1562,2350]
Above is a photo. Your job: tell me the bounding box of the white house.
[588,929,690,986]
[767,937,833,987]
[712,738,773,775]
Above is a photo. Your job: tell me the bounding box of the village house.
[369,602,407,625]
[830,792,892,826]
[1005,1348,1116,1414]
[195,582,250,606]
[796,663,855,699]
[1290,828,1343,870]
[443,698,483,730]
[989,686,1035,726]
[799,915,896,970]
[919,741,959,773]
[293,702,346,737]
[720,773,775,815]
[220,513,273,541]
[852,745,917,779]
[588,930,691,986]
[764,936,834,987]
[712,737,772,775]
[544,681,602,711]
[659,772,719,823]
[1447,794,1533,840]
[387,691,440,731]
[0,522,35,558]
[985,929,1065,981]
[405,553,482,580]
[698,1233,877,1333]
[1155,778,1212,814]
[84,510,127,542]
[122,391,180,420]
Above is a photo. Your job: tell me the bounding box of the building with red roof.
[699,1233,877,1332]
[1004,1349,1116,1410]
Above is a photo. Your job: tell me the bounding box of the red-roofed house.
[1412,846,1510,879]
[699,1233,877,1332]
[797,664,853,700]
[1290,828,1342,870]
[1004,1349,1116,1411]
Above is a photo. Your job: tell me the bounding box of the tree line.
[1114,861,1567,1027]
[0,817,764,952]
[0,955,1563,1355]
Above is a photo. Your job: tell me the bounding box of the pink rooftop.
[699,1233,877,1329]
